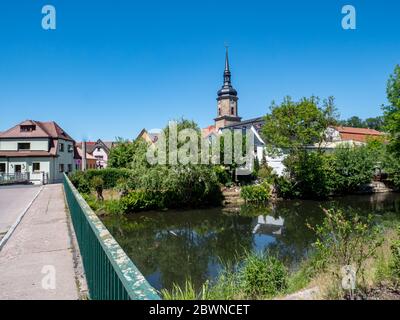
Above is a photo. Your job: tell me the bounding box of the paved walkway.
[0,184,80,300]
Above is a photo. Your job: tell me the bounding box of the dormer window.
[20,125,36,132]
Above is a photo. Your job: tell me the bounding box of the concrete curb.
[0,186,43,251]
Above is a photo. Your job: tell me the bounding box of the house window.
[218,108,221,116]
[95,155,104,160]
[231,107,234,115]
[59,143,64,152]
[97,147,101,152]
[0,163,5,173]
[68,145,73,153]
[59,164,64,173]
[18,143,30,150]
[32,163,40,172]
[68,164,72,172]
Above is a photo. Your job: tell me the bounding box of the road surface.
[0,185,42,240]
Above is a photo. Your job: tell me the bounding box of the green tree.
[262,96,338,153]
[384,65,400,156]
[108,138,149,170]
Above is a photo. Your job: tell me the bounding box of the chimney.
[82,141,87,171]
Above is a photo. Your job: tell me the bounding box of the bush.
[69,171,91,194]
[69,168,132,190]
[104,199,125,215]
[120,190,166,212]
[213,165,232,185]
[273,176,300,199]
[390,226,400,279]
[240,252,288,298]
[284,151,336,199]
[240,182,271,203]
[384,154,400,189]
[332,145,375,194]
[308,208,383,293]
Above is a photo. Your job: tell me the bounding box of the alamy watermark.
[42,5,56,30]
[145,121,255,175]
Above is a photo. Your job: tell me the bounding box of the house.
[0,120,76,184]
[76,139,115,169]
[136,129,161,144]
[74,145,97,170]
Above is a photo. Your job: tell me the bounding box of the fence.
[63,174,160,300]
[0,173,30,185]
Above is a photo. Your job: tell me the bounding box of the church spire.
[218,47,237,98]
[224,46,231,86]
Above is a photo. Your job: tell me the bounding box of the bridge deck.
[0,184,80,300]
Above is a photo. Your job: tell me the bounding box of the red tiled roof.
[0,120,74,141]
[333,126,384,143]
[334,126,383,136]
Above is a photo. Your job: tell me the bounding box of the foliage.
[69,168,132,191]
[161,280,211,300]
[283,151,337,199]
[118,165,222,213]
[213,165,232,185]
[108,138,149,170]
[384,65,400,156]
[69,171,91,194]
[308,208,384,292]
[331,145,375,194]
[390,226,400,280]
[240,182,271,203]
[340,116,385,131]
[262,96,338,152]
[240,252,288,298]
[272,175,300,199]
[384,153,400,189]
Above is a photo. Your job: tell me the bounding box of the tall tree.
[384,65,400,156]
[261,96,338,152]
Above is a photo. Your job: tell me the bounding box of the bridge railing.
[63,173,160,300]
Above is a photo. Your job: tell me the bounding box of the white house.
[0,120,76,184]
[76,139,115,169]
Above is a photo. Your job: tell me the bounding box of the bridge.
[0,174,159,300]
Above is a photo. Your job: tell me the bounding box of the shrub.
[120,190,164,212]
[273,176,300,199]
[240,252,288,298]
[213,165,232,185]
[308,208,383,293]
[384,154,400,189]
[104,200,125,216]
[240,182,271,203]
[332,145,375,194]
[284,151,336,199]
[83,168,132,189]
[69,171,91,194]
[390,226,400,279]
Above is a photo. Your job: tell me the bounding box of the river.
[102,192,400,291]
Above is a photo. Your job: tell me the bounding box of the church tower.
[214,48,241,131]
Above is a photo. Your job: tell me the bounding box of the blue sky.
[0,0,399,141]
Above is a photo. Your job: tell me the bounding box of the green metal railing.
[63,174,160,300]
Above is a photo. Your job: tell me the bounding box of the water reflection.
[102,193,400,291]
